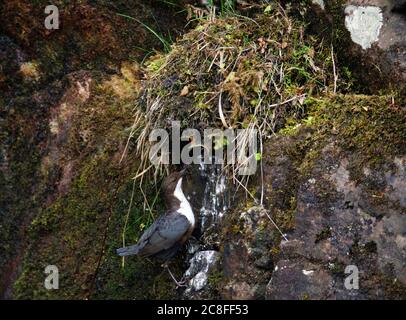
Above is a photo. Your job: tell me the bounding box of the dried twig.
[331,44,338,94]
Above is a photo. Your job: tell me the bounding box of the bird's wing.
[136,213,191,257]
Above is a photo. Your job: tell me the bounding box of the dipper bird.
[116,169,195,285]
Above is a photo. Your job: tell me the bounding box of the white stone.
[185,250,219,292]
[344,6,383,50]
[189,271,208,291]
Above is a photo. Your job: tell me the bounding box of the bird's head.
[162,168,188,195]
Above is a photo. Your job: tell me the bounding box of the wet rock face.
[308,0,406,92]
[42,71,93,200]
[0,0,189,81]
[373,213,406,284]
[181,165,228,298]
[266,145,406,299]
[183,170,278,300]
[1,0,193,299]
[183,164,229,234]
[221,206,276,300]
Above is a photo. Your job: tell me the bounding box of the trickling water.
[183,162,229,296]
[198,163,229,232]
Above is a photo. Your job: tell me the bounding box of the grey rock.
[266,145,406,299]
[184,250,220,295]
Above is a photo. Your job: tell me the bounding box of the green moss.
[207,269,224,295]
[278,94,405,183]
[308,95,405,181]
[0,87,61,295]
[12,72,182,299]
[328,259,346,276]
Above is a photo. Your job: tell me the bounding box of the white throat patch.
[174,177,195,226]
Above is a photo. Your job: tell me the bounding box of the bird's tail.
[116,244,140,256]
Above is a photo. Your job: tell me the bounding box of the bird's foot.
[173,277,187,289]
[163,264,188,288]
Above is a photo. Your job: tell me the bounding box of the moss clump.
[305,95,406,182]
[275,94,405,182]
[134,4,341,174]
[207,269,224,292]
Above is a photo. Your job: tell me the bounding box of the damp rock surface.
[0,0,191,299]
[267,151,406,299]
[211,95,406,300]
[220,206,276,300]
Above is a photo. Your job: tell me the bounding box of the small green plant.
[219,0,236,14]
[203,0,236,14]
[117,13,172,53]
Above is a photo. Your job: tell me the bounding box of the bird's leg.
[167,267,187,288]
[162,263,187,288]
